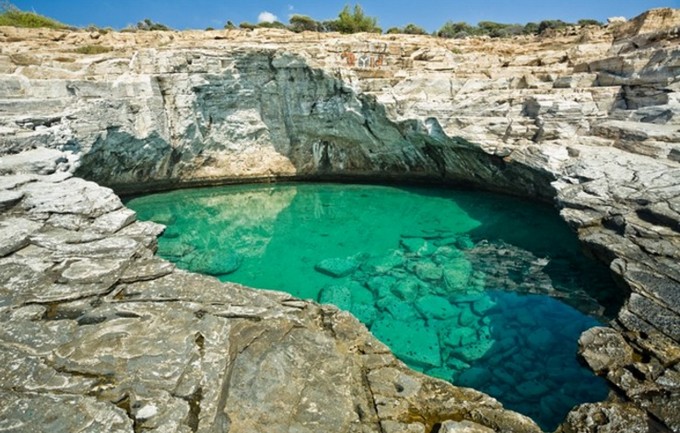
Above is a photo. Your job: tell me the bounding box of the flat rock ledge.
[0,162,540,432]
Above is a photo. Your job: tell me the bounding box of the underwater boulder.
[314,256,360,278]
[189,251,241,276]
[318,284,353,310]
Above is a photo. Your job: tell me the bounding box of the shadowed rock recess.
[0,7,679,433]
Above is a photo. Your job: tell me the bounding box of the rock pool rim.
[116,172,557,203]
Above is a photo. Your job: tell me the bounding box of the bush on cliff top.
[0,2,69,29]
[289,14,322,32]
[331,4,381,33]
[436,18,602,39]
[386,23,428,35]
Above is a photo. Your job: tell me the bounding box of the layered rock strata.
[0,7,679,432]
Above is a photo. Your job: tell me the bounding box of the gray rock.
[20,177,122,218]
[91,208,137,233]
[57,258,127,284]
[119,258,175,283]
[0,391,133,432]
[440,420,495,433]
[0,189,23,211]
[0,217,42,257]
[0,148,67,175]
[558,402,654,433]
[579,327,635,374]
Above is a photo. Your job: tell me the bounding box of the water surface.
[127,183,616,430]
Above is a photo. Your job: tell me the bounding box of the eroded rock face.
[0,154,540,432]
[0,7,679,432]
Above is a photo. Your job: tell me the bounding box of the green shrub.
[477,21,523,38]
[224,20,236,30]
[255,21,288,30]
[537,19,571,34]
[523,22,539,35]
[73,45,112,55]
[387,23,428,35]
[0,2,68,29]
[437,18,580,39]
[331,4,380,34]
[136,18,171,31]
[577,19,602,27]
[289,14,321,32]
[403,23,427,35]
[437,21,479,38]
[239,22,256,30]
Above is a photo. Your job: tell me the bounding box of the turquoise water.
[127,183,616,430]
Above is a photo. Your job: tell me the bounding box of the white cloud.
[257,11,278,23]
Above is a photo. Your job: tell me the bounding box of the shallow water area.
[127,183,617,430]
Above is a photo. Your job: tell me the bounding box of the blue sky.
[9,0,679,32]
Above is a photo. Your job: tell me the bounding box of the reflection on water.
[127,183,618,430]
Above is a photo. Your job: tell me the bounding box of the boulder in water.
[189,251,241,276]
[314,256,360,278]
[371,318,441,368]
[415,294,458,320]
[318,284,353,310]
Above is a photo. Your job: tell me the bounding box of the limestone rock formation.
[0,6,679,432]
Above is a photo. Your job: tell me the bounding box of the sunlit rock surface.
[0,7,679,432]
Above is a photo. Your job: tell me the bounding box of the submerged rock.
[442,259,473,292]
[400,237,437,257]
[415,294,458,320]
[413,260,444,281]
[363,250,406,274]
[314,256,360,278]
[371,318,442,368]
[318,284,353,310]
[188,251,242,276]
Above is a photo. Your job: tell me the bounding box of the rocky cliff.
[0,7,679,432]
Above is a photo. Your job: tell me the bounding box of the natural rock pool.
[127,183,619,430]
